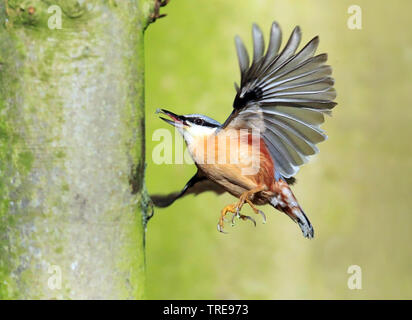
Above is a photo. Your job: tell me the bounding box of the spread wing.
[222,22,337,178]
[150,171,226,208]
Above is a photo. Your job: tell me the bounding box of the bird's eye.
[194,118,204,126]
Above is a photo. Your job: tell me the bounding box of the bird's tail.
[270,181,314,239]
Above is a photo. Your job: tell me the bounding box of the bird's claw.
[240,214,256,227]
[217,223,228,234]
[220,202,261,230]
[258,210,266,224]
[231,210,240,225]
[230,207,258,227]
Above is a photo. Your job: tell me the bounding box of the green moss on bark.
[0,0,155,299]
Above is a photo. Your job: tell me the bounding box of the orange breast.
[190,129,275,193]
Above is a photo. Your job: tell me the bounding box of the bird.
[151,21,337,238]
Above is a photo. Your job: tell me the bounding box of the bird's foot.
[246,199,266,224]
[217,203,237,233]
[238,213,256,226]
[235,186,265,213]
[233,189,267,225]
[231,208,256,227]
[219,187,266,232]
[234,192,249,213]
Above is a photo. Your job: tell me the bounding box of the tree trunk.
[0,0,153,299]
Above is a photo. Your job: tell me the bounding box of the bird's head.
[157,109,221,144]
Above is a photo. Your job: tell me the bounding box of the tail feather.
[270,179,314,239]
[289,207,314,239]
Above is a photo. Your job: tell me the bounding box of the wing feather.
[262,22,282,69]
[224,22,337,178]
[235,36,250,83]
[252,24,265,64]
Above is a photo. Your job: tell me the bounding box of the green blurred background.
[144,0,412,299]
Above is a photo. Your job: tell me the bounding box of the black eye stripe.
[185,117,219,128]
[186,117,203,124]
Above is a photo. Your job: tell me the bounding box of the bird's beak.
[156,108,187,128]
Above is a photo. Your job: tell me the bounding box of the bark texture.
[0,0,154,299]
